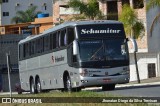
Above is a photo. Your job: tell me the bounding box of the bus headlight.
[80,69,88,77]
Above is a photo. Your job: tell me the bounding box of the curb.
[83,82,160,91]
[116,82,160,88]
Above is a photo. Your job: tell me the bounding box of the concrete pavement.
[0,77,160,94]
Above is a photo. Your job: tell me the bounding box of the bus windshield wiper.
[90,44,104,60]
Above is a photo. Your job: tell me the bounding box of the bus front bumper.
[78,75,129,87]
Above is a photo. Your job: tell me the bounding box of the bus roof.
[19,20,123,44]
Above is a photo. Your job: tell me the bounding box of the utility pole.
[130,38,140,83]
[6,52,12,97]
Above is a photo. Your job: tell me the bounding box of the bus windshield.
[79,39,129,62]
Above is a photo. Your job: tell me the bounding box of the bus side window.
[36,38,40,53]
[60,29,66,47]
[19,44,23,60]
[50,33,53,50]
[52,33,57,50]
[56,32,60,48]
[67,28,75,45]
[58,31,61,47]
[24,43,29,57]
[30,41,35,55]
[44,35,50,51]
[41,37,44,53]
[23,44,25,58]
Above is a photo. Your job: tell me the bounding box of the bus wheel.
[35,78,42,93]
[64,75,72,92]
[30,79,35,94]
[102,84,115,91]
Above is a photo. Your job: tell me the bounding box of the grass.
[0,91,157,106]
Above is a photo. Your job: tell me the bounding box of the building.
[52,0,160,81]
[0,15,53,92]
[0,16,53,35]
[99,0,160,81]
[0,34,24,91]
[0,0,53,25]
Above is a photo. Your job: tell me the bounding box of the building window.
[148,63,156,78]
[3,12,9,16]
[122,0,130,6]
[2,0,8,3]
[44,6,47,10]
[133,0,144,9]
[107,1,118,20]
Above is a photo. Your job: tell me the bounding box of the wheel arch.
[35,75,40,83]
[29,76,34,85]
[63,70,69,80]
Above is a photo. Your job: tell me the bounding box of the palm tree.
[119,4,144,83]
[11,6,41,24]
[146,0,160,36]
[119,4,144,39]
[68,0,104,20]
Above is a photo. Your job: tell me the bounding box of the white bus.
[18,20,130,93]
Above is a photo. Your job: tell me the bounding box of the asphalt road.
[96,84,160,97]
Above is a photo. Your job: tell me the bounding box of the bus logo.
[52,55,65,63]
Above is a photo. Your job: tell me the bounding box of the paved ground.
[0,77,160,95]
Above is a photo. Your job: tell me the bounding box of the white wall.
[146,0,160,53]
[129,53,157,81]
[1,0,53,25]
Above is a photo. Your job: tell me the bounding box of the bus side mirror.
[73,40,78,55]
[129,38,138,52]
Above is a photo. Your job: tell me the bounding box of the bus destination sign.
[77,24,125,38]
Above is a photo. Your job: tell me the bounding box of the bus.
[18,20,131,93]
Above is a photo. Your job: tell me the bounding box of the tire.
[102,84,115,91]
[64,75,72,92]
[30,79,35,94]
[35,78,42,93]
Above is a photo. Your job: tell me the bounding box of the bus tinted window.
[60,29,66,47]
[24,43,29,57]
[30,41,35,55]
[36,38,41,53]
[67,28,75,45]
[44,35,50,51]
[53,33,57,49]
[41,37,44,53]
[19,45,23,59]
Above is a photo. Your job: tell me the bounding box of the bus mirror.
[73,40,78,55]
[129,38,138,52]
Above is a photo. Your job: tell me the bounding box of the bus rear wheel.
[30,79,35,94]
[64,75,72,92]
[35,78,42,93]
[102,84,115,91]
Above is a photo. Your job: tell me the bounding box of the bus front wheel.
[102,84,115,91]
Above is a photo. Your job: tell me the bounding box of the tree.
[119,4,144,84]
[119,4,144,39]
[68,0,104,20]
[11,6,41,24]
[146,0,160,36]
